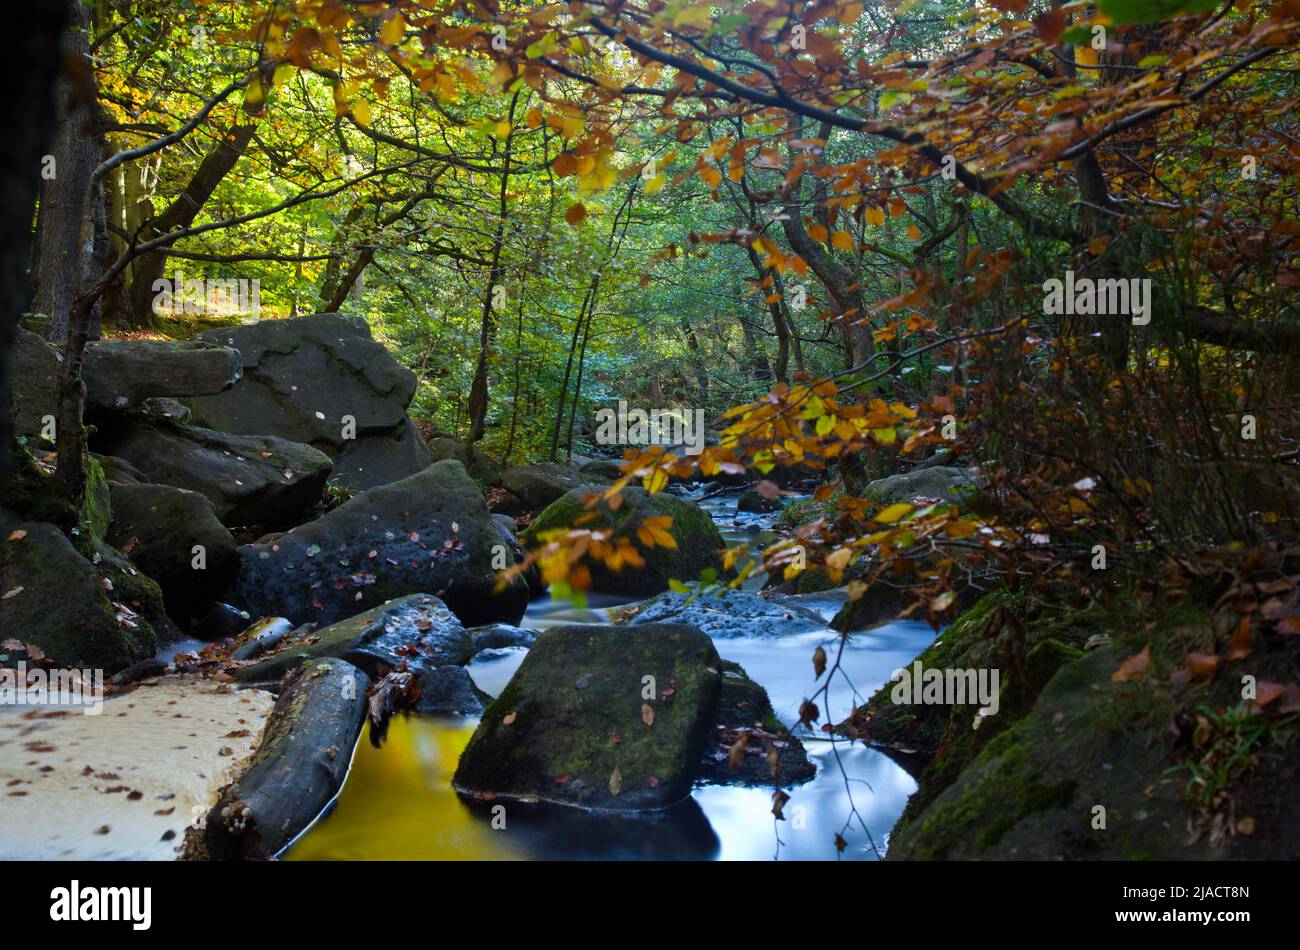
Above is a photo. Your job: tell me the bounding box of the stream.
[286,487,937,861]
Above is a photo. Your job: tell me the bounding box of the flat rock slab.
[201,658,368,860]
[99,417,332,527]
[454,623,722,810]
[235,594,471,685]
[0,676,273,859]
[84,340,241,411]
[232,459,529,629]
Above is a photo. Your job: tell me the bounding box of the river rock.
[499,461,593,513]
[864,466,979,506]
[453,623,722,810]
[96,416,332,527]
[620,588,828,639]
[105,482,239,621]
[83,339,241,411]
[201,658,369,860]
[415,665,489,716]
[235,593,472,684]
[521,486,724,597]
[699,660,815,787]
[0,511,160,672]
[10,328,61,443]
[468,623,540,656]
[187,313,430,492]
[737,488,782,513]
[231,460,530,630]
[427,437,505,487]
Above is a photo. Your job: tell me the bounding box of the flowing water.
[287,486,936,861]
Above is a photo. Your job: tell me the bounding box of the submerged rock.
[83,339,241,411]
[454,623,722,810]
[106,482,239,621]
[200,658,369,860]
[188,313,430,492]
[230,460,529,629]
[97,416,333,527]
[621,588,827,639]
[235,594,471,684]
[468,623,540,657]
[522,486,724,597]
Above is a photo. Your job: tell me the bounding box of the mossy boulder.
[863,465,980,507]
[887,640,1189,860]
[10,329,61,444]
[499,461,596,513]
[82,339,241,411]
[699,660,815,787]
[848,591,1101,831]
[427,437,504,488]
[97,415,333,527]
[0,511,160,672]
[522,486,724,597]
[235,593,471,684]
[106,482,239,621]
[231,460,529,629]
[453,623,723,809]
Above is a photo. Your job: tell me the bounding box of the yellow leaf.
[875,503,913,524]
[865,207,885,226]
[831,230,854,251]
[379,13,406,46]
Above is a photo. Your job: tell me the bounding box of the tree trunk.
[126,121,257,323]
[30,1,97,346]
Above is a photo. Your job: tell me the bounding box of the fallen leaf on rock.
[1111,645,1151,683]
[7,529,26,541]
[502,712,517,726]
[641,703,655,728]
[608,766,622,796]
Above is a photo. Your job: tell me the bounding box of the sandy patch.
[0,676,274,859]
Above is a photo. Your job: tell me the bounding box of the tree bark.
[30,1,97,346]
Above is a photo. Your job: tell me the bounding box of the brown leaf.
[641,703,655,728]
[728,732,750,770]
[1186,652,1219,680]
[6,529,26,542]
[608,766,622,796]
[812,645,827,679]
[1111,645,1151,683]
[771,789,790,820]
[502,711,517,726]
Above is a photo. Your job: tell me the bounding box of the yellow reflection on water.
[286,714,522,861]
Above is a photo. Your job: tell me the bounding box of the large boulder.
[453,623,722,810]
[500,461,592,512]
[83,339,241,411]
[105,482,239,621]
[231,460,530,630]
[187,313,430,492]
[427,437,505,488]
[864,466,979,506]
[97,416,332,527]
[10,328,60,442]
[0,512,160,672]
[235,593,472,684]
[621,588,828,639]
[522,486,724,597]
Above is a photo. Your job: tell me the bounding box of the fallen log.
[197,658,368,860]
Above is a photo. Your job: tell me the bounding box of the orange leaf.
[1111,645,1151,683]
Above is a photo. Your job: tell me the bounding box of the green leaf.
[1097,0,1219,25]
